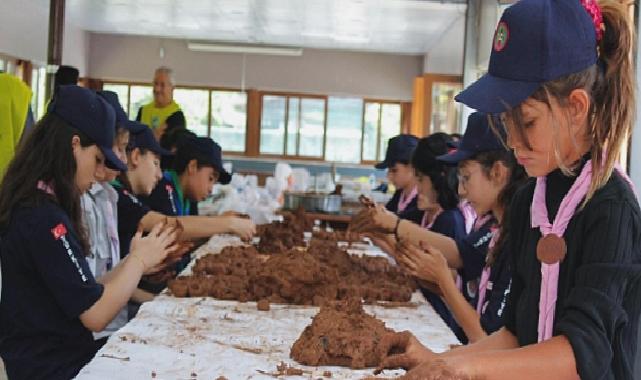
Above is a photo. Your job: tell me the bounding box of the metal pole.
[45,0,65,104]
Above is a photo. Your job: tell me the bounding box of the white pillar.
[460,0,500,131]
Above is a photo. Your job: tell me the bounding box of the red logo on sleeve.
[51,223,68,240]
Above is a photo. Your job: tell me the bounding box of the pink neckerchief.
[476,226,499,315]
[420,208,443,230]
[37,180,55,195]
[459,201,477,234]
[397,186,418,213]
[531,160,635,342]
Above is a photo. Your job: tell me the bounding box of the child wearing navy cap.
[376,134,423,224]
[80,91,155,338]
[112,126,255,298]
[142,136,232,218]
[378,133,470,337]
[0,85,176,380]
[353,113,527,345]
[379,1,641,379]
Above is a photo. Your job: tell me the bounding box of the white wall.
[0,0,48,63]
[87,34,423,100]
[62,20,89,76]
[423,15,465,75]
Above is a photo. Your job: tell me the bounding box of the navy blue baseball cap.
[97,91,146,134]
[455,0,599,113]
[375,134,419,169]
[437,113,506,164]
[180,137,232,185]
[129,126,173,157]
[48,85,127,172]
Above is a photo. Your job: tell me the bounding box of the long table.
[76,235,459,379]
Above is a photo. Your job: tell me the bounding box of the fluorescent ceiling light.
[187,42,303,56]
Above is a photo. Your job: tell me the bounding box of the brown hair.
[503,0,634,203]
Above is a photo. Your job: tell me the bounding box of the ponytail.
[503,0,634,204]
[588,0,635,201]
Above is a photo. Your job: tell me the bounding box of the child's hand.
[228,217,256,241]
[375,331,436,374]
[350,205,398,234]
[129,221,178,274]
[399,358,475,380]
[396,240,450,287]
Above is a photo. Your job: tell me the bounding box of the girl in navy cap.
[114,126,255,260]
[352,113,526,345]
[378,1,641,379]
[0,86,176,380]
[81,91,158,338]
[376,134,423,224]
[366,133,467,335]
[112,126,255,301]
[142,136,233,218]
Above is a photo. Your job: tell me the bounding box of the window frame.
[99,80,407,164]
[258,91,328,160]
[360,98,403,165]
[102,80,248,154]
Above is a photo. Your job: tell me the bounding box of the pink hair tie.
[580,0,604,42]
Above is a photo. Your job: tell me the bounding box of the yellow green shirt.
[0,73,32,178]
[137,100,181,131]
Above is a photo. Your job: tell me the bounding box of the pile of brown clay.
[256,211,308,254]
[312,230,364,243]
[290,299,395,369]
[168,240,415,304]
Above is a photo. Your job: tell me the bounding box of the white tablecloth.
[76,235,459,380]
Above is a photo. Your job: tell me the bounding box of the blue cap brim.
[375,160,390,170]
[124,120,147,134]
[152,146,173,157]
[436,149,475,164]
[217,169,232,185]
[455,73,541,114]
[101,146,128,172]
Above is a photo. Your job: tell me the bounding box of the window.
[94,80,408,164]
[259,95,287,154]
[379,103,402,161]
[5,60,15,76]
[0,59,5,72]
[173,88,209,137]
[362,101,401,162]
[431,82,463,135]
[30,67,47,121]
[299,98,325,157]
[325,97,363,163]
[210,91,247,152]
[128,85,153,119]
[102,83,130,115]
[259,94,326,158]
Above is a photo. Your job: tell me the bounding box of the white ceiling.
[64,0,467,55]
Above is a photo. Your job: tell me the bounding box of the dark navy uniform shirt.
[386,189,422,224]
[140,171,197,217]
[112,181,150,259]
[456,216,496,308]
[0,198,104,380]
[504,168,641,380]
[419,208,468,338]
[478,241,512,336]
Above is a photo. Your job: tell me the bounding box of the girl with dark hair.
[411,133,465,239]
[0,86,176,380]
